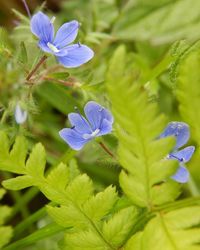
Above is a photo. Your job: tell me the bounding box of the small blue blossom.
[159,121,195,183]
[59,101,114,150]
[30,11,94,68]
[15,103,28,124]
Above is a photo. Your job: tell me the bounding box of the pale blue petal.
[15,104,27,124]
[59,128,88,150]
[97,119,113,136]
[168,146,195,163]
[38,40,53,54]
[56,44,94,68]
[84,101,113,131]
[31,11,54,43]
[68,113,91,134]
[54,20,79,49]
[171,165,189,183]
[159,122,190,149]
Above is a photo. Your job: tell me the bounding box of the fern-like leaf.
[106,46,180,209]
[125,206,200,250]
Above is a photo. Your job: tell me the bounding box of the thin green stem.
[7,187,39,221]
[3,223,67,250]
[13,204,51,238]
[155,196,200,213]
[187,176,200,197]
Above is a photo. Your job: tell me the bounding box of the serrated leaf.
[2,175,36,190]
[176,50,200,143]
[0,134,27,174]
[46,163,69,192]
[47,204,88,229]
[151,181,180,205]
[83,186,118,222]
[125,206,200,250]
[66,174,93,206]
[103,207,138,248]
[107,46,179,208]
[9,136,28,171]
[64,229,108,250]
[26,143,46,178]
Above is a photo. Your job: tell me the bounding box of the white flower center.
[82,129,100,140]
[47,42,60,53]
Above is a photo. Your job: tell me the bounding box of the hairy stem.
[99,141,116,159]
[26,55,47,82]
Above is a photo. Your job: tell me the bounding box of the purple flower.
[30,11,94,68]
[59,101,114,150]
[159,122,195,183]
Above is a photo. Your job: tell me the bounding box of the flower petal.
[169,146,195,163]
[84,101,113,131]
[56,44,94,68]
[38,40,53,54]
[171,165,189,183]
[97,119,113,136]
[54,20,79,49]
[15,104,27,124]
[59,128,88,150]
[159,122,190,149]
[31,11,54,43]
[68,113,92,134]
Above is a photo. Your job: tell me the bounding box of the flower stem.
[98,142,116,159]
[43,76,80,87]
[26,55,48,82]
[21,0,31,18]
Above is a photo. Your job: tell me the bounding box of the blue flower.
[30,11,94,68]
[59,101,114,150]
[15,103,28,124]
[159,122,195,183]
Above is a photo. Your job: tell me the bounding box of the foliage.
[0,189,13,248]
[107,46,180,209]
[1,0,200,249]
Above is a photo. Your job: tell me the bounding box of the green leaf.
[47,204,88,229]
[0,132,9,158]
[103,207,138,248]
[26,143,46,178]
[83,186,118,222]
[66,174,93,206]
[176,50,200,143]
[125,206,200,250]
[0,205,12,225]
[0,226,13,248]
[46,163,69,192]
[36,82,80,114]
[106,46,179,208]
[9,136,28,171]
[0,188,5,199]
[49,72,70,80]
[113,0,200,44]
[2,176,36,190]
[17,41,28,64]
[64,229,108,250]
[0,134,27,174]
